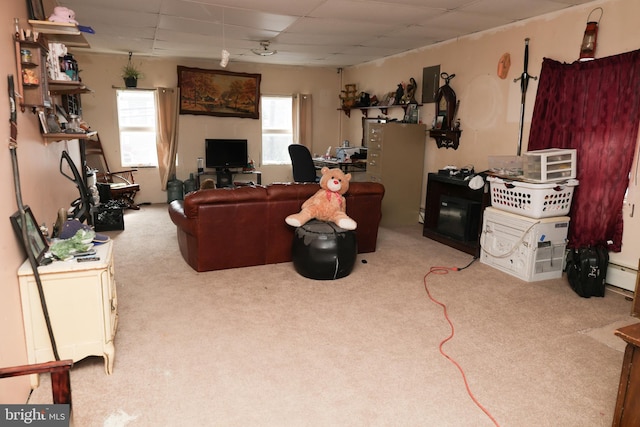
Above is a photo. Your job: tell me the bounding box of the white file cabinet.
[17,240,118,386]
[480,207,569,282]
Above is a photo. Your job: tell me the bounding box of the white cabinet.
[480,207,569,282]
[366,122,427,226]
[18,241,118,386]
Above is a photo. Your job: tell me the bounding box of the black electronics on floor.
[436,195,481,241]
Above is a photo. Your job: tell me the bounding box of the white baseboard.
[607,262,637,293]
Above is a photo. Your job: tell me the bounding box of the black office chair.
[288,144,319,183]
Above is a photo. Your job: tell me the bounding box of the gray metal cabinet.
[366,122,426,226]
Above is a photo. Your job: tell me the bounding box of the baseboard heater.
[606,262,638,293]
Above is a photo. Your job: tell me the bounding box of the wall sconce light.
[579,7,603,62]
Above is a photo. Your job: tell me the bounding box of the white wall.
[341,0,639,208]
[72,54,341,203]
[1,0,85,402]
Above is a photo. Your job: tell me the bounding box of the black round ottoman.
[292,219,357,280]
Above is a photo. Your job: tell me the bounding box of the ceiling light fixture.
[251,41,277,56]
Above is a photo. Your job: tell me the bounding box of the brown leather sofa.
[168,182,385,272]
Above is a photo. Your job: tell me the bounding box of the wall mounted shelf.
[338,104,422,118]
[49,80,91,95]
[42,130,97,144]
[429,129,462,149]
[27,20,89,48]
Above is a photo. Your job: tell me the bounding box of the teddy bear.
[48,6,78,25]
[285,167,357,230]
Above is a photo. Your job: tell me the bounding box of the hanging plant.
[121,51,142,87]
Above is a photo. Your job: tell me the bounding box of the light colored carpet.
[29,204,638,427]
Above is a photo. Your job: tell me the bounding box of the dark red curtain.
[527,50,640,251]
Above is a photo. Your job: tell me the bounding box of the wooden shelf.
[28,20,80,35]
[42,131,97,143]
[429,129,462,149]
[28,20,90,48]
[339,104,422,118]
[49,80,91,95]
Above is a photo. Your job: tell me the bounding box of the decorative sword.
[514,38,537,156]
[8,74,60,360]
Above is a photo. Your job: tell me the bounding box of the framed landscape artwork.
[177,66,261,119]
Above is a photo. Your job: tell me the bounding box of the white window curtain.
[293,93,312,149]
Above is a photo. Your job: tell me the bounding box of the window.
[262,95,293,165]
[116,90,158,167]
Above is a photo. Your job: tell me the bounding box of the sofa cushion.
[183,186,267,218]
[265,183,321,264]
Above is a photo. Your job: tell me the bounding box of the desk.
[197,169,261,188]
[313,158,367,173]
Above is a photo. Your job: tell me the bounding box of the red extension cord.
[423,262,501,427]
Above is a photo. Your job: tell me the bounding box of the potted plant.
[121,52,142,88]
[121,63,142,88]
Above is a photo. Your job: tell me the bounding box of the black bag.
[566,246,609,298]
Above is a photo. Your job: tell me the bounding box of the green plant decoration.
[122,51,142,87]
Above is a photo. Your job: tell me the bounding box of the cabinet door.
[20,271,106,364]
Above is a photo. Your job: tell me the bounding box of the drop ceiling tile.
[426,10,512,34]
[160,0,221,21]
[285,17,396,36]
[391,24,463,42]
[275,32,371,47]
[361,35,436,52]
[342,45,408,58]
[179,0,325,16]
[307,0,441,25]
[62,4,159,27]
[58,0,601,66]
[85,24,157,40]
[61,0,163,13]
[460,0,572,21]
[366,0,476,8]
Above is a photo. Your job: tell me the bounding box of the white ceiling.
[56,0,598,67]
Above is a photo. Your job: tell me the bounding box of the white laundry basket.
[487,176,579,218]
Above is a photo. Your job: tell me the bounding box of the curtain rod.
[111,86,174,92]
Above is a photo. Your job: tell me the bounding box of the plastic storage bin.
[522,148,576,182]
[488,155,523,177]
[487,176,578,218]
[480,207,569,282]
